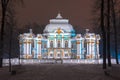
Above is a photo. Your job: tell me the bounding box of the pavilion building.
[19,13,100,59]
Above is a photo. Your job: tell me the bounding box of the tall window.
[65,41,68,48]
[50,41,53,48]
[58,41,60,48]
[71,43,74,49]
[41,42,44,48]
[44,44,46,48]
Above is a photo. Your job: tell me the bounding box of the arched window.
[58,41,60,48]
[65,41,68,48]
[50,41,53,48]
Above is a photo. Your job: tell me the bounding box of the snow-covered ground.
[2,58,119,66]
[0,64,120,80]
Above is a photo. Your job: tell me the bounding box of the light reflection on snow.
[2,58,118,66]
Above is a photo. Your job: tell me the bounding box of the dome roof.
[43,13,75,33]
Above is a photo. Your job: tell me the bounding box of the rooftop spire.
[56,13,63,19]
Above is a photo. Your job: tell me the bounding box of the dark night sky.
[16,0,92,29]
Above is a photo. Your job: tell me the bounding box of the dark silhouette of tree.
[111,0,119,64]
[0,0,10,68]
[101,0,107,69]
[92,0,120,68]
[6,4,17,72]
[107,0,111,67]
[92,0,107,69]
[0,0,23,67]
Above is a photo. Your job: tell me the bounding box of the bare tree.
[92,0,107,69]
[101,0,107,69]
[0,0,23,67]
[106,0,111,67]
[0,0,10,68]
[6,3,17,71]
[92,0,120,68]
[111,0,119,64]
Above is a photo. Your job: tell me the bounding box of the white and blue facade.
[19,13,100,59]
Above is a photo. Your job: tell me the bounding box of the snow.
[2,58,118,66]
[0,64,120,80]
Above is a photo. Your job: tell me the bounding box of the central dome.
[43,13,75,33]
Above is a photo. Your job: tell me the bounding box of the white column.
[27,43,29,55]
[28,43,30,55]
[25,43,26,55]
[26,42,27,55]
[62,37,64,48]
[38,43,39,55]
[92,41,95,57]
[24,41,27,58]
[77,45,80,54]
[63,40,65,48]
[87,40,89,55]
[36,41,39,56]
[91,41,92,55]
[34,40,36,58]
[29,42,31,58]
[30,43,31,55]
[69,39,71,48]
[38,42,41,55]
[80,41,81,58]
[48,40,50,48]
[23,43,26,55]
[39,43,41,55]
[89,40,91,55]
[34,40,36,50]
[91,42,93,59]
[55,38,56,48]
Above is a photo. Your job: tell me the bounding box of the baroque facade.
[19,13,100,59]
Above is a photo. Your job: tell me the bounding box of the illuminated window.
[65,54,68,57]
[58,54,60,57]
[42,43,44,48]
[50,41,53,48]
[50,54,53,57]
[65,41,68,48]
